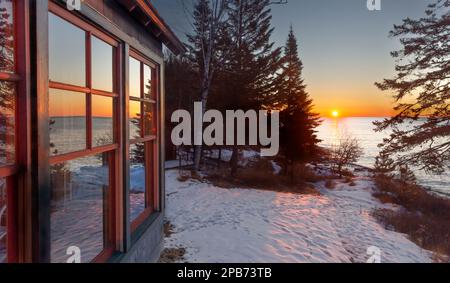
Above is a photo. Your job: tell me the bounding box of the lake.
[317,117,449,197]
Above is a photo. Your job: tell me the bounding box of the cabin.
[0,0,184,263]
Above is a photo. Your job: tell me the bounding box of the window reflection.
[92,37,113,92]
[93,95,113,147]
[50,154,111,263]
[143,65,152,100]
[129,57,141,98]
[129,101,141,140]
[130,143,145,223]
[0,0,14,74]
[49,13,86,87]
[0,178,6,263]
[143,103,155,136]
[49,89,86,156]
[0,81,15,165]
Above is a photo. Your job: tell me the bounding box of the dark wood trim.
[0,166,19,178]
[91,89,118,98]
[49,81,118,98]
[114,42,125,252]
[49,144,119,165]
[30,0,51,263]
[48,81,90,93]
[122,43,131,252]
[129,96,156,104]
[15,0,32,263]
[86,31,92,150]
[48,2,119,47]
[0,72,21,82]
[129,49,157,69]
[129,136,156,145]
[130,208,153,232]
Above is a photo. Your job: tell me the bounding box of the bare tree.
[187,0,229,171]
[329,137,363,177]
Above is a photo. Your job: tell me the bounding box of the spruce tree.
[276,27,321,179]
[374,151,396,177]
[225,0,282,175]
[398,165,417,185]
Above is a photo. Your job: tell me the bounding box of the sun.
[332,110,340,118]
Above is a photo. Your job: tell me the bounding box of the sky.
[151,0,433,117]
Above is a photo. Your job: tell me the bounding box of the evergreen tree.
[375,0,450,174]
[374,151,396,177]
[398,165,417,185]
[275,27,321,179]
[225,0,282,175]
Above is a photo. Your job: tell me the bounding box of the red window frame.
[0,0,19,263]
[128,49,159,232]
[47,2,121,263]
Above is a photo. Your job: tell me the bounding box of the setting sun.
[332,110,340,118]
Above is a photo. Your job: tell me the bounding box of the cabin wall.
[83,0,163,57]
[49,0,166,263]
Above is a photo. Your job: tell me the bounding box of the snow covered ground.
[164,169,433,263]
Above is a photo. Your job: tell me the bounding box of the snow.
[271,161,282,175]
[164,170,433,263]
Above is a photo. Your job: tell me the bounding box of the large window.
[128,52,158,230]
[48,7,118,263]
[0,0,16,263]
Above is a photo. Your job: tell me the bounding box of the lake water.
[317,117,449,197]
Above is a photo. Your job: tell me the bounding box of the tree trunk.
[193,82,210,171]
[230,148,239,177]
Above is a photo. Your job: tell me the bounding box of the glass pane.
[49,89,86,156]
[92,36,113,92]
[129,101,141,140]
[143,102,155,136]
[130,143,145,223]
[92,95,113,147]
[0,81,15,166]
[143,65,153,100]
[0,0,15,73]
[0,178,6,263]
[50,154,110,263]
[129,57,141,98]
[49,13,86,86]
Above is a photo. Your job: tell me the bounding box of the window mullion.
[86,32,93,150]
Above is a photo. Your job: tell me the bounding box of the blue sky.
[151,0,433,117]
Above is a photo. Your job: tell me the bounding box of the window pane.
[0,178,6,263]
[49,13,86,86]
[92,37,113,92]
[129,101,141,140]
[50,154,111,263]
[130,143,145,223]
[0,0,14,73]
[143,65,153,100]
[0,81,15,165]
[129,57,141,98]
[49,89,86,156]
[92,95,113,147]
[143,102,155,136]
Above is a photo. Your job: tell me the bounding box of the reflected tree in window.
[0,0,14,73]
